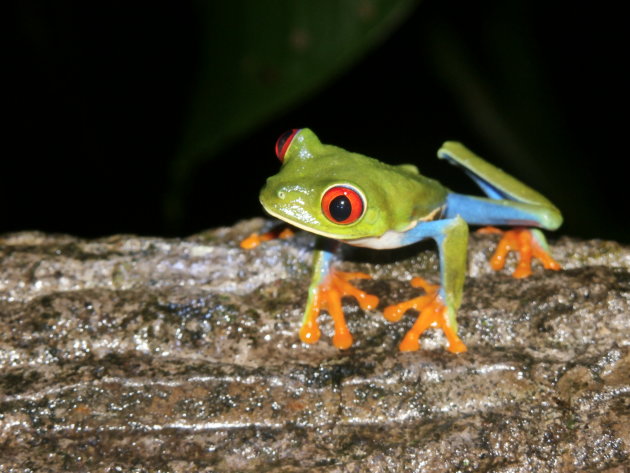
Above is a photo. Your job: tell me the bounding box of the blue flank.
[444,193,540,227]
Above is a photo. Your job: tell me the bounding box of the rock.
[0,219,628,472]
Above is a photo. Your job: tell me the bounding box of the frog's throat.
[347,206,444,249]
[345,226,416,249]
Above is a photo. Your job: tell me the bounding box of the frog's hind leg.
[438,142,562,278]
[438,141,562,222]
[477,226,561,278]
[444,192,562,278]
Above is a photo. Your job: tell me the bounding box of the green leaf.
[168,0,419,223]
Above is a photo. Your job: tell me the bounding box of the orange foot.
[477,227,561,278]
[300,269,379,350]
[240,226,294,249]
[383,277,467,353]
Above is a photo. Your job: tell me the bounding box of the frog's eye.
[275,129,300,163]
[321,185,365,224]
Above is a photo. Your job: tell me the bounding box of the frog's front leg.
[383,216,469,353]
[240,225,294,249]
[300,238,379,349]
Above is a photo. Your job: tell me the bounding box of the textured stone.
[0,219,628,472]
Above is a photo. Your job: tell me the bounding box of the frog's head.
[260,128,395,240]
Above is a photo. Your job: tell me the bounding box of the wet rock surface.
[0,218,628,472]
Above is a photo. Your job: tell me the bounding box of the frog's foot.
[240,226,294,249]
[383,277,467,353]
[299,269,379,350]
[477,226,561,278]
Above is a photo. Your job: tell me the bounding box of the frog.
[242,128,562,353]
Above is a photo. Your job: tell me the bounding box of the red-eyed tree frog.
[242,129,562,353]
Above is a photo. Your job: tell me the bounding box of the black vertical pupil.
[329,195,352,221]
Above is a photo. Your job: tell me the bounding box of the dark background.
[6,1,628,242]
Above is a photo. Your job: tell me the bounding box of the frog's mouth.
[262,205,353,241]
[262,204,419,249]
[265,200,428,250]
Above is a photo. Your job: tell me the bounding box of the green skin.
[260,128,562,345]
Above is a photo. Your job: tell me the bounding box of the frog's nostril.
[277,191,286,200]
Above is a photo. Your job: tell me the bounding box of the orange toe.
[300,269,379,349]
[384,277,466,353]
[299,317,321,344]
[240,226,295,249]
[482,227,561,278]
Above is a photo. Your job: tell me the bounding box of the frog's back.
[333,151,449,228]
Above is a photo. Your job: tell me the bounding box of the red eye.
[321,186,364,224]
[275,129,300,163]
